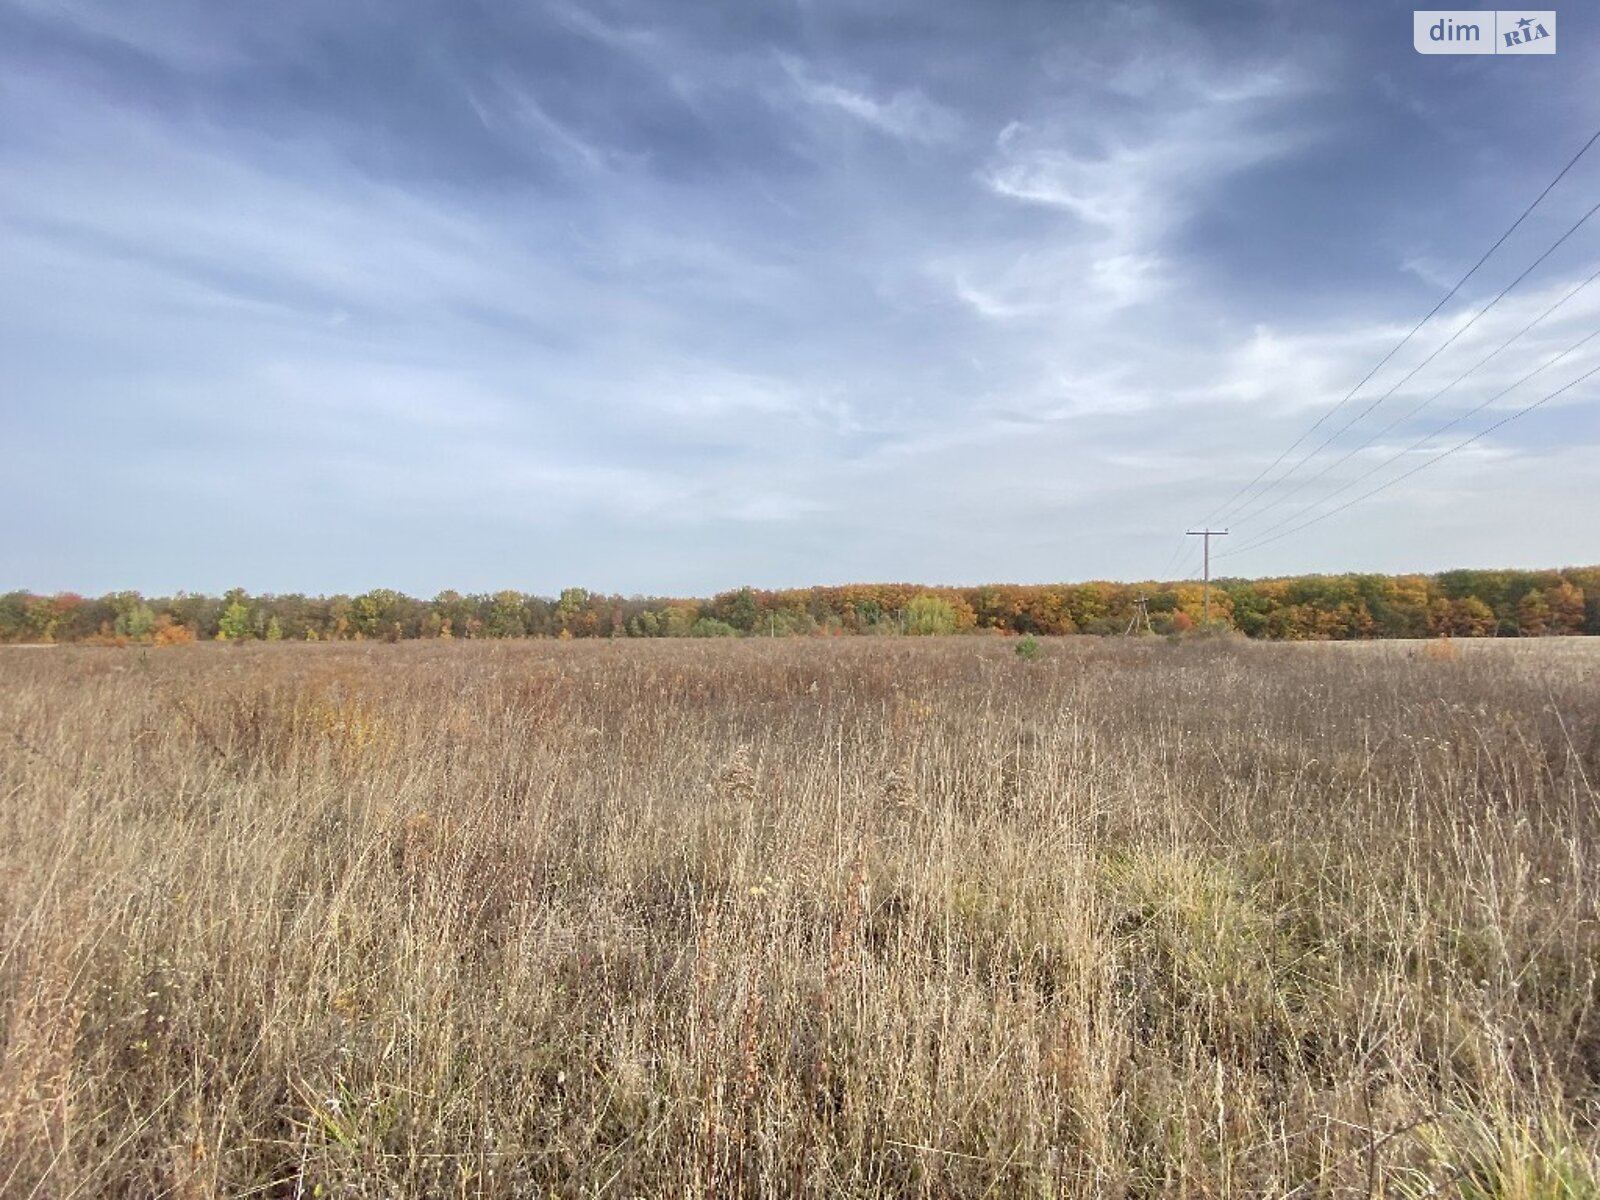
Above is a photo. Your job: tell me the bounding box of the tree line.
[2,567,1596,645]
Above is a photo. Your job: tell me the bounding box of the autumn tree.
[555,588,600,637]
[351,589,407,639]
[1517,590,1551,637]
[1446,597,1496,637]
[1546,582,1585,635]
[2,567,1596,645]
[151,614,196,646]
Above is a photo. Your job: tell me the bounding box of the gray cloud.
[3,0,1598,594]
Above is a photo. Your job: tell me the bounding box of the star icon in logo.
[1517,15,1534,29]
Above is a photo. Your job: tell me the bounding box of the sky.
[2,0,1598,597]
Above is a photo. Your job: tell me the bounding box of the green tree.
[905,595,958,636]
[217,601,252,641]
[351,589,405,639]
[663,604,701,638]
[431,591,474,639]
[556,588,599,637]
[0,592,28,642]
[111,593,156,641]
[485,591,527,638]
[712,587,760,633]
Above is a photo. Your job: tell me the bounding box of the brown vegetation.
[2,637,1598,1196]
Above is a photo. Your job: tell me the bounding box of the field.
[2,636,1599,1198]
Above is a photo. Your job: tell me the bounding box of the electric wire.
[1157,534,1195,581]
[1196,126,1600,528]
[1217,351,1600,560]
[1224,195,1600,528]
[1228,259,1600,533]
[1226,322,1600,553]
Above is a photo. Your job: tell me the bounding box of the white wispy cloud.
[780,56,960,144]
[471,79,610,172]
[954,57,1311,318]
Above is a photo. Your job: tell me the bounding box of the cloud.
[781,55,960,144]
[981,67,1305,226]
[960,60,1309,318]
[471,79,611,173]
[1,0,1595,595]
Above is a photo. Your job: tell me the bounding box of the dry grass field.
[2,636,1599,1198]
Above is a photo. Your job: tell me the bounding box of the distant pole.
[1186,529,1229,627]
[1126,595,1151,636]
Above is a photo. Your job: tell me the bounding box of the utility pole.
[1186,529,1228,627]
[1125,595,1152,636]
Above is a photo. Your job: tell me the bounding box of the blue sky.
[3,0,1597,596]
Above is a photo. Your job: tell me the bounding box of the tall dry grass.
[1,636,1598,1197]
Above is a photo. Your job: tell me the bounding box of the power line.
[1218,352,1600,561]
[1186,529,1228,624]
[1224,193,1600,528]
[1226,323,1600,552]
[1156,533,1192,580]
[1197,125,1600,528]
[1169,537,1207,582]
[1229,258,1600,531]
[1160,528,1209,580]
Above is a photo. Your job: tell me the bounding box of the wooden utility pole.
[1186,529,1228,627]
[1125,595,1152,636]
